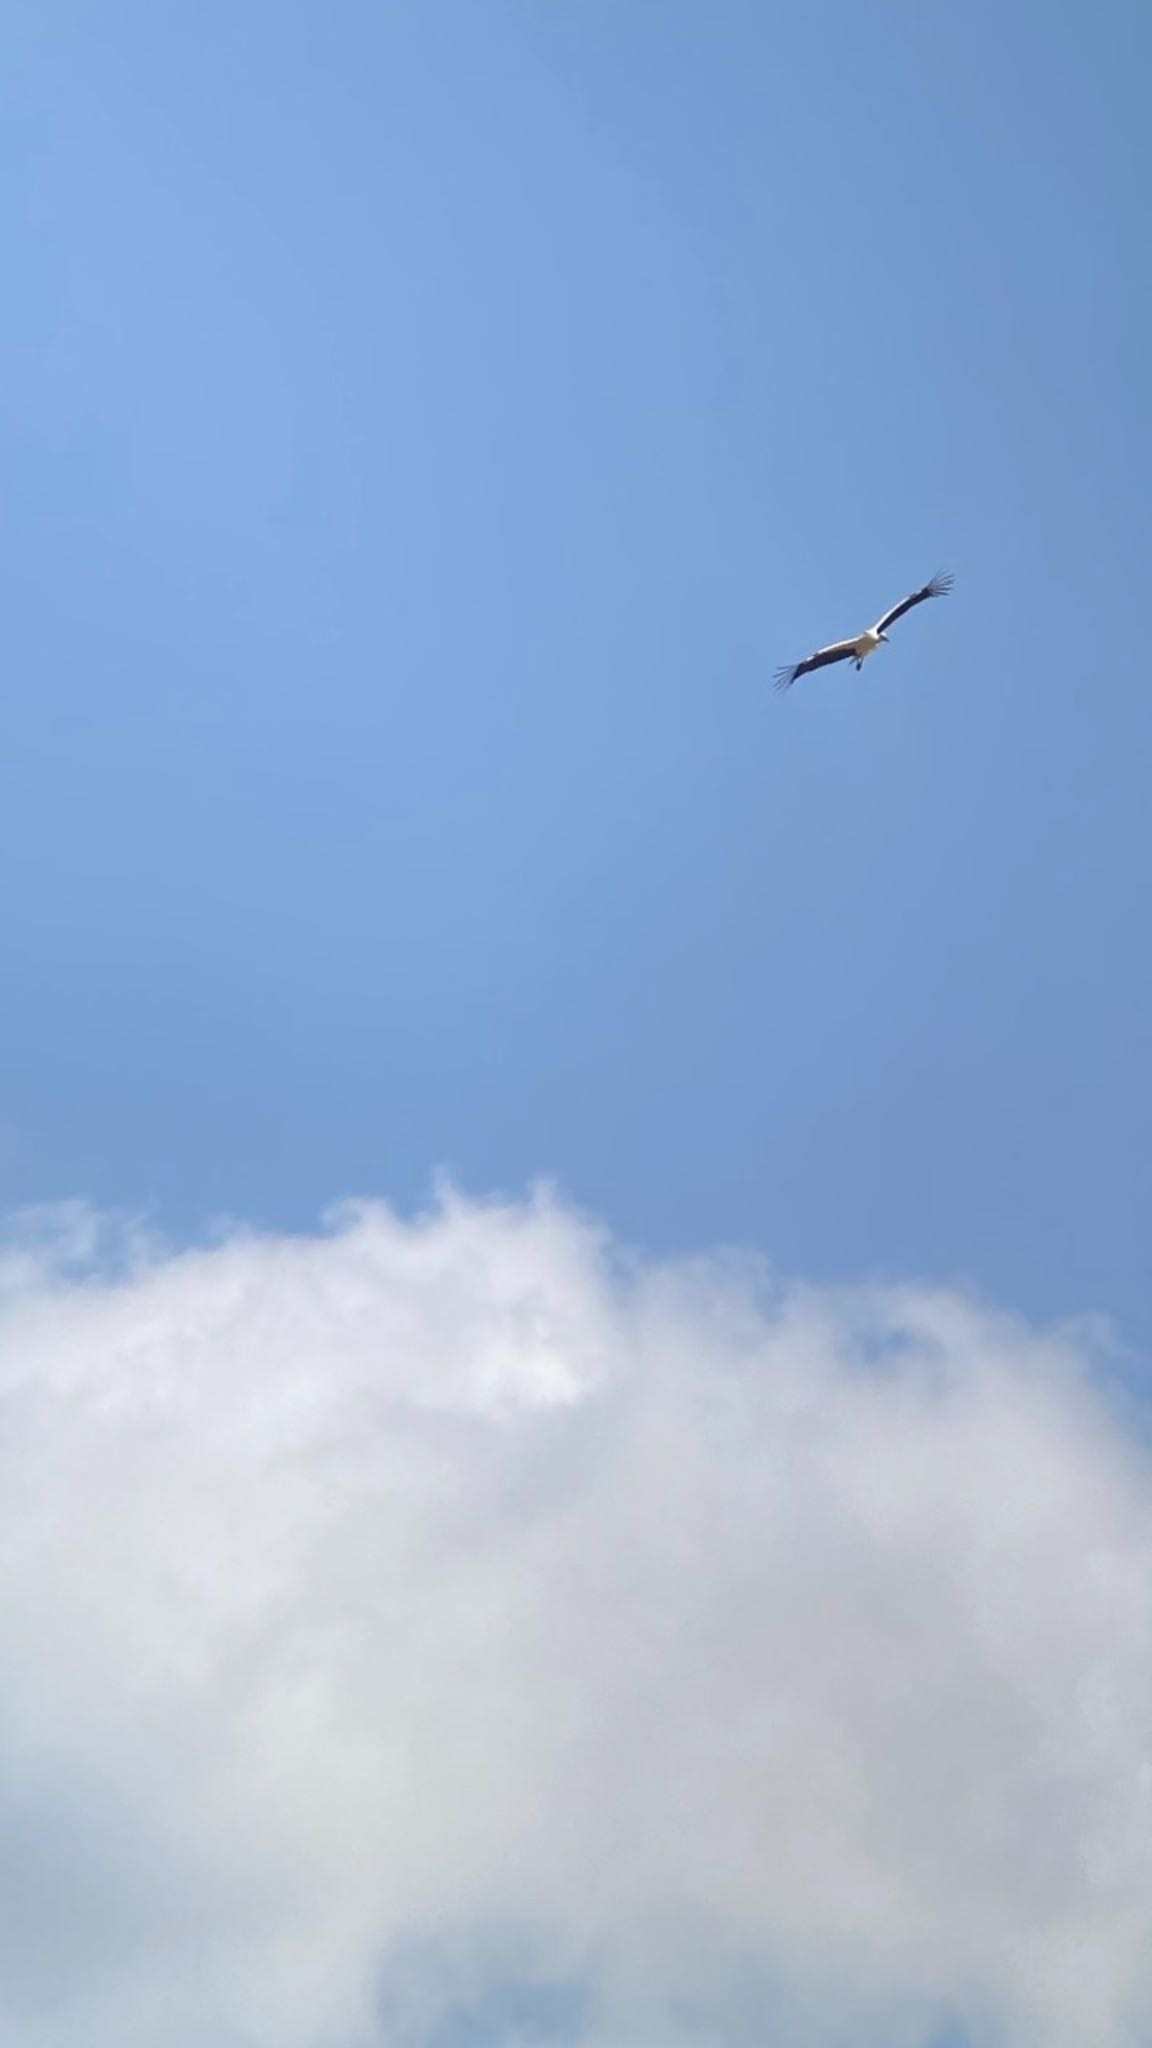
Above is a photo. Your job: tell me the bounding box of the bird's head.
[878,631,890,643]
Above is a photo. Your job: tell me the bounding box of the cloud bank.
[0,1189,1150,2048]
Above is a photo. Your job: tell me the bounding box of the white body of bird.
[853,627,885,666]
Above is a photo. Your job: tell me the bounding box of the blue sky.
[3,0,1150,1345]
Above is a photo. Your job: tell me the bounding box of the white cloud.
[0,1187,1150,2047]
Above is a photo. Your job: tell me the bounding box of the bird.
[774,571,954,692]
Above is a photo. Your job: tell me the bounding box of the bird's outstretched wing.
[774,638,858,692]
[874,570,954,636]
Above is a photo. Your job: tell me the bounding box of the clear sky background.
[2,0,1150,1343]
[2,11,1152,2047]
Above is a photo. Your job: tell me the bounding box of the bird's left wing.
[774,638,858,692]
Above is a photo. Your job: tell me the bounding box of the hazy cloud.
[0,1189,1149,2047]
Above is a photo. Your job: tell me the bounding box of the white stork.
[775,571,953,692]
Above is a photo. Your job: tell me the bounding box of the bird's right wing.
[874,570,954,636]
[774,639,858,692]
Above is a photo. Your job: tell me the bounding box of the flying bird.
[775,571,954,692]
